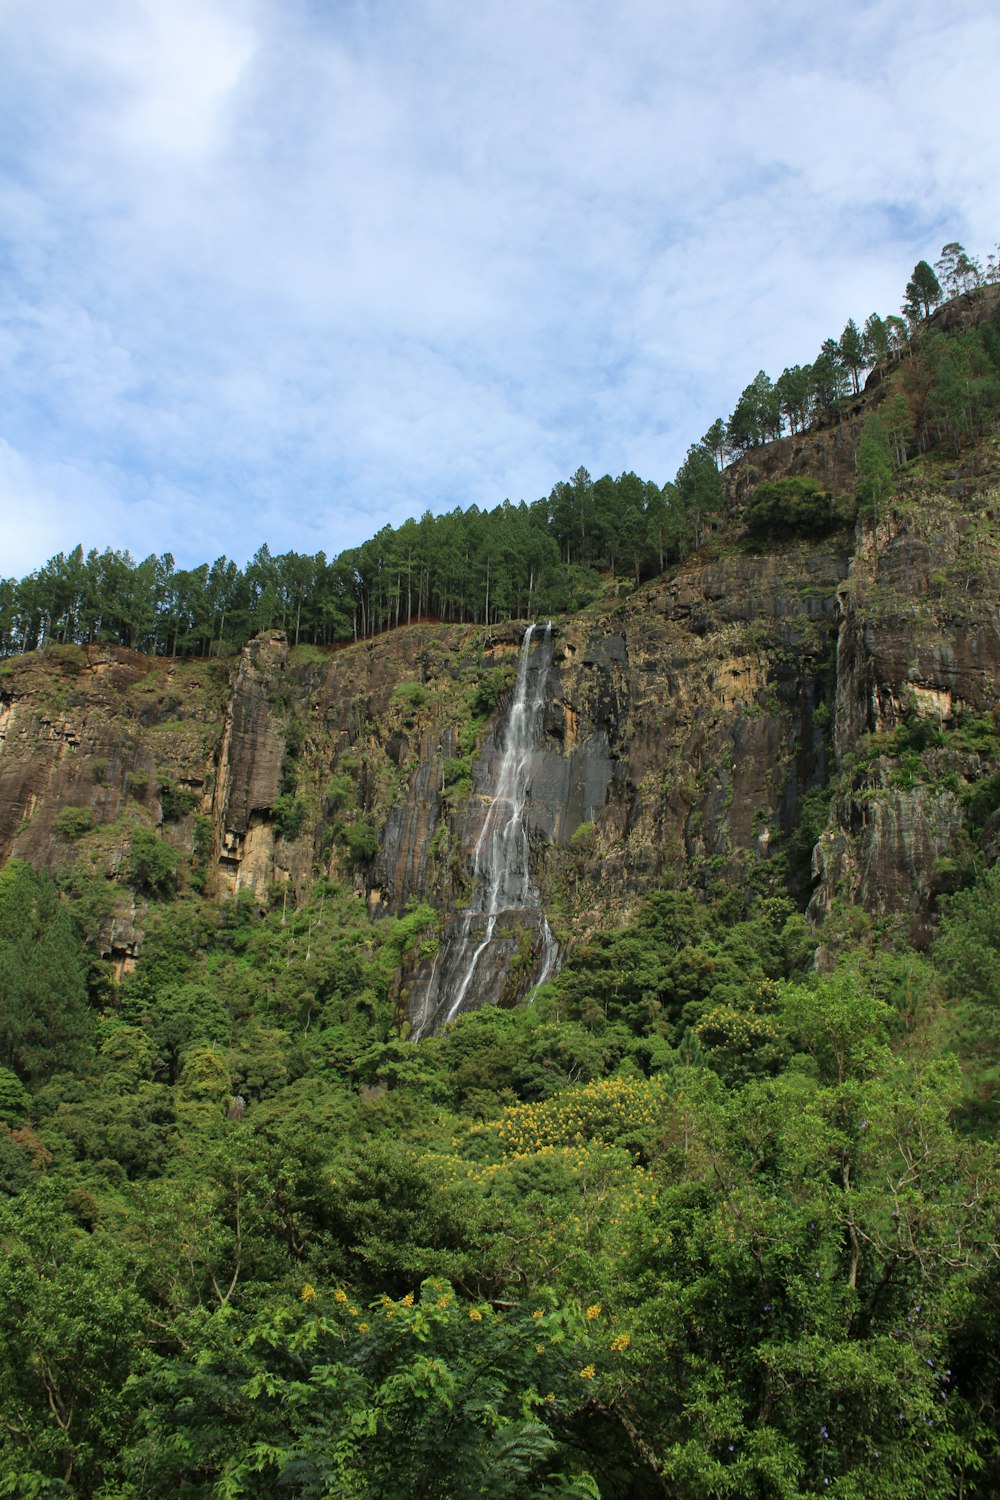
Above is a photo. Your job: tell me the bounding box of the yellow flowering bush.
[465,1074,671,1157]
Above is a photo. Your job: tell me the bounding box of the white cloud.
[1,0,999,576]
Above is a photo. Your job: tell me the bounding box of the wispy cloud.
[2,0,998,575]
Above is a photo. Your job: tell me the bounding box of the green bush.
[126,830,179,895]
[192,814,214,864]
[340,818,379,866]
[158,781,200,821]
[392,680,430,720]
[54,806,96,840]
[325,772,356,813]
[272,793,308,841]
[745,475,843,539]
[470,664,516,717]
[440,757,473,804]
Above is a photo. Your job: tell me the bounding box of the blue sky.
[2,0,999,576]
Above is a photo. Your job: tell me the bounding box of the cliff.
[1,442,999,1023]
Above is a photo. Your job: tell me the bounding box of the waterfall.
[408,623,558,1039]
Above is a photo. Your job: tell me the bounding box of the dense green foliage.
[744,478,843,540]
[0,852,999,1496]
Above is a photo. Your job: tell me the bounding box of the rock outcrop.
[213,630,289,894]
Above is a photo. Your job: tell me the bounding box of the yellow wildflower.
[435,1294,451,1310]
[401,1292,414,1307]
[357,1322,369,1334]
[532,1309,545,1320]
[578,1364,596,1380]
[300,1284,317,1302]
[334,1289,348,1305]
[468,1308,483,1322]
[586,1304,602,1321]
[611,1333,631,1352]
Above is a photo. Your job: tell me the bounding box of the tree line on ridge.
[2,240,998,659]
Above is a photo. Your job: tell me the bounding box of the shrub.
[745,476,842,539]
[54,806,96,840]
[341,818,380,866]
[470,664,516,717]
[272,793,308,841]
[325,772,356,814]
[392,681,430,720]
[126,830,179,895]
[159,781,200,821]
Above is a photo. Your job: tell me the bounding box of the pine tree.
[839,318,867,394]
[855,413,893,516]
[902,259,942,321]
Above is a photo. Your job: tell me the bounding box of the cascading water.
[444,623,558,1021]
[408,623,558,1039]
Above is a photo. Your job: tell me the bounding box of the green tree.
[903,259,942,322]
[855,413,894,515]
[839,318,867,394]
[883,313,910,357]
[126,830,180,896]
[673,444,725,549]
[728,372,781,453]
[775,364,812,434]
[934,861,1000,1127]
[863,311,891,368]
[935,241,982,299]
[0,862,92,1085]
[883,391,914,468]
[700,417,728,469]
[810,340,848,410]
[0,1190,147,1493]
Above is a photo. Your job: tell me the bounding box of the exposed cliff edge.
[1,442,999,1025]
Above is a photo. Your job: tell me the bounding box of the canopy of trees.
[0,857,999,1496]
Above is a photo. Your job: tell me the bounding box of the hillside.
[2,269,1000,1497]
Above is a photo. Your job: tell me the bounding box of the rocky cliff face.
[213,630,290,895]
[2,448,999,1023]
[809,453,1000,944]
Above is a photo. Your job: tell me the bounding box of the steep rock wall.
[1,457,999,991]
[809,463,1000,943]
[212,630,290,895]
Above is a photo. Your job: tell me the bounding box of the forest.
[1,243,1000,1498]
[3,854,1000,1497]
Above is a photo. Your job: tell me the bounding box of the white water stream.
[409,623,558,1038]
